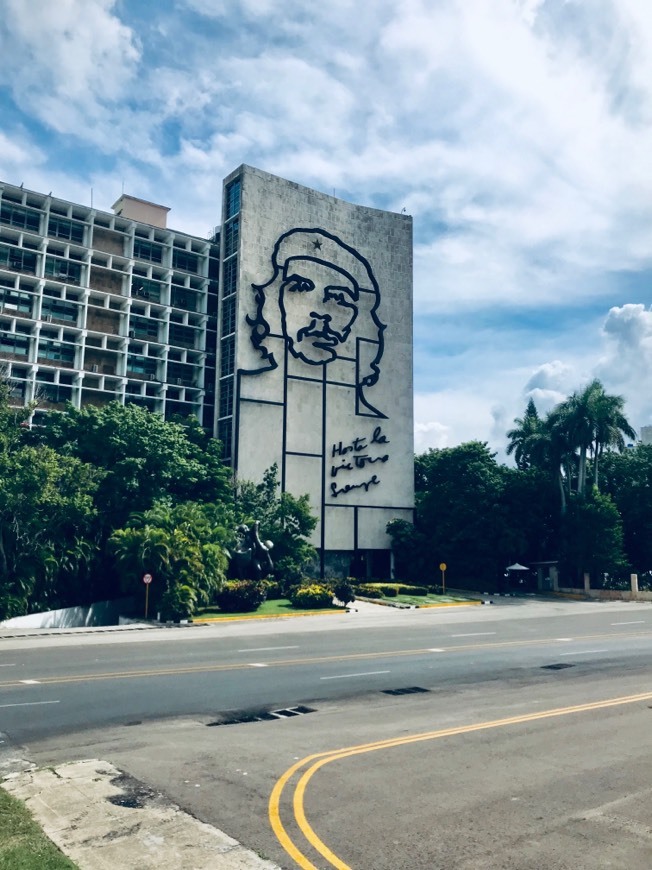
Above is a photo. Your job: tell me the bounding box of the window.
[220,335,234,377]
[0,332,29,356]
[41,300,77,323]
[172,249,199,273]
[219,378,233,418]
[131,278,161,302]
[0,203,40,232]
[38,340,75,364]
[0,290,32,315]
[48,216,84,244]
[169,323,196,348]
[133,239,163,264]
[167,361,193,385]
[44,256,82,284]
[223,218,239,258]
[217,418,232,460]
[126,354,157,377]
[171,285,197,312]
[225,179,241,219]
[130,316,159,340]
[221,295,236,336]
[222,257,238,297]
[0,245,37,274]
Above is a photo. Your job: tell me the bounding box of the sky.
[1,0,652,462]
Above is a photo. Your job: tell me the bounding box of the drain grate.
[206,705,316,727]
[541,663,575,670]
[382,686,429,696]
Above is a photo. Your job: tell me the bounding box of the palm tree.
[508,398,573,513]
[506,398,541,470]
[590,386,636,489]
[542,380,635,498]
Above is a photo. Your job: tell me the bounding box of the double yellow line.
[269,689,652,869]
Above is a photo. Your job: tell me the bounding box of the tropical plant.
[235,464,317,586]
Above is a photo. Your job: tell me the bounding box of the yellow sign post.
[439,562,447,595]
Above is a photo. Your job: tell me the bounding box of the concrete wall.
[230,165,414,565]
[557,587,652,602]
[0,597,135,629]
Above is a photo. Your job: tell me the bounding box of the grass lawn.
[194,598,345,620]
[0,787,78,870]
[391,593,476,606]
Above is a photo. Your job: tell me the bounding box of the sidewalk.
[2,760,281,870]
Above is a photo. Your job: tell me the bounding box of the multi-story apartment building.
[0,181,218,430]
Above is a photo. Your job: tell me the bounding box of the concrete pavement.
[2,759,282,869]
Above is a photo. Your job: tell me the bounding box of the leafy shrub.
[289,583,333,609]
[333,579,356,606]
[216,579,267,613]
[381,585,398,597]
[263,578,286,600]
[160,583,197,621]
[355,584,383,599]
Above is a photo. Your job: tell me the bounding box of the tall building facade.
[0,166,414,576]
[219,166,414,576]
[0,182,218,428]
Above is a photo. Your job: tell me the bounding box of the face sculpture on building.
[247,228,386,417]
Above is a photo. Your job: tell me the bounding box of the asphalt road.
[3,597,652,868]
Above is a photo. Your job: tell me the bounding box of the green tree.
[547,380,635,498]
[559,489,627,585]
[235,465,317,586]
[412,442,514,587]
[110,500,231,619]
[600,444,652,575]
[0,445,102,618]
[506,398,542,470]
[32,402,232,529]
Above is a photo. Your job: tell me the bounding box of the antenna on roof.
[90,188,93,208]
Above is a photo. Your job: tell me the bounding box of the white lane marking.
[451,632,496,637]
[320,670,391,681]
[558,649,609,657]
[248,663,268,668]
[556,638,573,642]
[19,679,40,684]
[428,648,446,652]
[0,664,16,667]
[0,700,60,708]
[611,621,645,626]
[238,646,299,653]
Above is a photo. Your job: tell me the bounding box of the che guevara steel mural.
[240,228,391,507]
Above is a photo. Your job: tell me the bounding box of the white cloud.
[2,0,652,451]
[0,1,140,129]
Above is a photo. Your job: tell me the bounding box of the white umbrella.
[506,563,529,571]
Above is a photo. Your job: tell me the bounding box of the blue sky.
[2,0,652,460]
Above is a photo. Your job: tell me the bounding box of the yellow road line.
[270,689,652,869]
[0,629,650,689]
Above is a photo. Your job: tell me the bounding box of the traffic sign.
[439,563,447,572]
[143,573,153,585]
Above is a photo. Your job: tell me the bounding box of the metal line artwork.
[239,228,391,528]
[245,228,386,418]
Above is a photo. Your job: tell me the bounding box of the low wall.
[0,597,136,629]
[557,587,652,602]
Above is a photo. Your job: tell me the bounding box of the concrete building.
[0,180,218,428]
[0,166,414,576]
